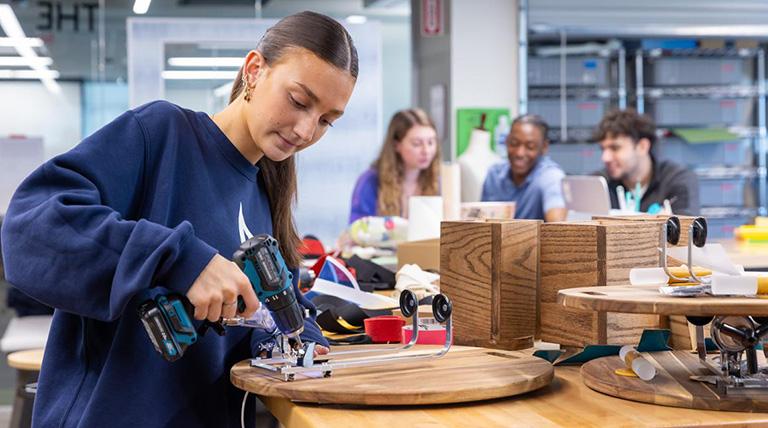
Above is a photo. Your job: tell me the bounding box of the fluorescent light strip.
[0,69,60,79]
[133,0,151,15]
[167,57,244,68]
[0,5,59,93]
[0,37,43,48]
[346,15,367,24]
[161,70,238,80]
[0,56,52,66]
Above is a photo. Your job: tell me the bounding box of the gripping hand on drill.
[186,254,260,322]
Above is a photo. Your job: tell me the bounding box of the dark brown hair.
[372,109,440,217]
[593,108,657,148]
[229,11,358,268]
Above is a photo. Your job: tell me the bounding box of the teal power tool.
[139,234,306,362]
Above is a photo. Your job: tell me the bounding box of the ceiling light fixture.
[133,0,152,15]
[0,56,52,66]
[0,37,43,48]
[345,15,368,24]
[0,5,59,93]
[167,57,244,68]
[161,70,238,80]
[0,69,60,79]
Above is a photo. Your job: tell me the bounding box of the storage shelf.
[645,85,759,99]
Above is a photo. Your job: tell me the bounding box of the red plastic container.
[364,316,406,343]
[401,325,452,345]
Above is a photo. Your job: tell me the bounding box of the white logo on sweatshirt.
[238,202,254,244]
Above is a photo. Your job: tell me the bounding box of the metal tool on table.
[139,234,310,362]
[658,217,768,392]
[659,216,709,285]
[249,291,454,382]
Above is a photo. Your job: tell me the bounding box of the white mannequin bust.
[457,128,503,202]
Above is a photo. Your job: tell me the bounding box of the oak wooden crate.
[592,214,701,350]
[539,220,664,347]
[439,219,541,350]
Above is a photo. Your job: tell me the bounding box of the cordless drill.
[139,234,305,362]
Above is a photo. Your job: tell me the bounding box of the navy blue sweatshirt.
[0,101,327,427]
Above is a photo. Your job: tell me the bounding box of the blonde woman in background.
[349,108,440,223]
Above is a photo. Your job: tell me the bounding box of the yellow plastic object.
[735,225,768,241]
[614,367,638,378]
[758,276,768,295]
[666,266,712,284]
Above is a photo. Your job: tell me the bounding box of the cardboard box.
[440,219,540,351]
[397,238,439,271]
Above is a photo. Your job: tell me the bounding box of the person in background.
[595,108,700,215]
[1,11,355,428]
[481,114,567,222]
[349,108,440,223]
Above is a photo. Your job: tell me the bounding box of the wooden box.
[440,219,540,350]
[592,215,701,350]
[539,220,664,347]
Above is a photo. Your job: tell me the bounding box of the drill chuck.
[265,288,305,338]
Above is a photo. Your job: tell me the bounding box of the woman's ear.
[243,50,267,86]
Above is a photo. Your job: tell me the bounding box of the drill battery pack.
[138,294,197,362]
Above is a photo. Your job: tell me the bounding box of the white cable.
[241,391,249,428]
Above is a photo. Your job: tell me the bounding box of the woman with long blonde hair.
[349,108,440,223]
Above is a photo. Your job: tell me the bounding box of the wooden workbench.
[255,364,768,427]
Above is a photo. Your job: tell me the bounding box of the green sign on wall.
[455,107,510,157]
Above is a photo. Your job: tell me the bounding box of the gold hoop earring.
[242,74,252,102]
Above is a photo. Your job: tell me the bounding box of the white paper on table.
[666,243,740,276]
[711,274,758,295]
[629,267,669,286]
[310,278,399,310]
[407,196,443,241]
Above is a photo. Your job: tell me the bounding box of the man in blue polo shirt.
[481,114,567,222]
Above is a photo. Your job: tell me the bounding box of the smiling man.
[595,109,700,215]
[481,114,567,222]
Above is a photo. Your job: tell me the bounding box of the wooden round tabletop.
[7,348,44,371]
[231,346,554,406]
[557,285,768,316]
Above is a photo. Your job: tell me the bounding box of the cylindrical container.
[619,345,656,381]
[364,316,406,343]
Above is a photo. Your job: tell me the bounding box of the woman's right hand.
[186,254,260,322]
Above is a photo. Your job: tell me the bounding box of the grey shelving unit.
[522,21,768,239]
[637,47,766,239]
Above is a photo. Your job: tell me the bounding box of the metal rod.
[559,30,568,141]
[279,318,453,377]
[686,224,710,285]
[635,50,644,114]
[320,308,422,358]
[757,49,767,217]
[659,222,693,282]
[618,46,627,110]
[518,0,528,115]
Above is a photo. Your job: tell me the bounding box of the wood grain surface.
[539,221,662,346]
[256,363,768,428]
[582,350,768,412]
[440,220,539,350]
[559,285,768,316]
[230,346,553,405]
[6,348,43,371]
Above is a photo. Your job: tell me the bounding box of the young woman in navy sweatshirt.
[0,11,357,428]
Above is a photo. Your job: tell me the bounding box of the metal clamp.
[659,216,709,284]
[250,292,454,382]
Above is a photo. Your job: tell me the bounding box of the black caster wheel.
[432,294,452,323]
[399,290,417,318]
[692,217,708,248]
[686,316,714,326]
[666,216,681,246]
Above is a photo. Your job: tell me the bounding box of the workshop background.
[3,0,768,427]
